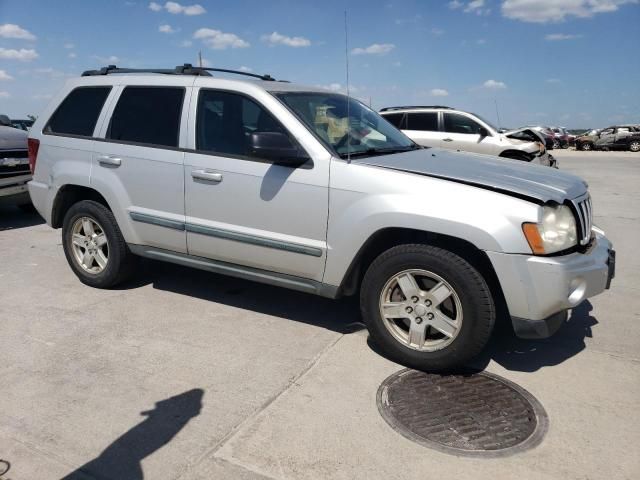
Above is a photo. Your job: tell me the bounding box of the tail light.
[28,138,40,174]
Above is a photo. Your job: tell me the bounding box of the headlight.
[522,204,577,254]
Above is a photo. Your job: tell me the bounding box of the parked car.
[10,119,35,131]
[595,125,640,152]
[524,125,555,151]
[575,129,601,151]
[0,115,32,209]
[379,106,556,167]
[550,127,570,149]
[28,65,614,371]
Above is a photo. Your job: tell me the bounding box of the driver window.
[443,113,482,134]
[196,90,288,158]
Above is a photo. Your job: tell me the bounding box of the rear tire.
[62,200,137,288]
[360,244,495,372]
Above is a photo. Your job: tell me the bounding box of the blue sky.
[1,0,639,127]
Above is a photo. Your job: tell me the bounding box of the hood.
[503,127,545,144]
[354,148,587,204]
[0,126,28,150]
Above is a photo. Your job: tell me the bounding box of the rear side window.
[383,113,406,129]
[108,87,185,147]
[406,112,438,131]
[44,86,111,137]
[443,113,482,134]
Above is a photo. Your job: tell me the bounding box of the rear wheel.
[62,200,136,288]
[553,140,560,149]
[629,140,640,152]
[360,244,495,371]
[581,142,593,151]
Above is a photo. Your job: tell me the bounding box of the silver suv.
[380,106,556,167]
[28,65,614,370]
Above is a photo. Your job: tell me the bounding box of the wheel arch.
[51,184,111,228]
[499,150,532,161]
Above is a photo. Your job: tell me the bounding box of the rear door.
[183,85,329,281]
[595,128,615,148]
[613,127,632,148]
[92,81,190,253]
[441,112,497,155]
[403,111,441,147]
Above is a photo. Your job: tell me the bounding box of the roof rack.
[81,63,279,81]
[379,105,454,112]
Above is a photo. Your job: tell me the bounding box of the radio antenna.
[344,10,351,163]
[494,98,502,130]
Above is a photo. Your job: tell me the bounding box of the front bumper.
[0,174,32,206]
[487,229,614,339]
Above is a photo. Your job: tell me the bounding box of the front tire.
[62,200,136,288]
[360,244,495,371]
[629,140,640,152]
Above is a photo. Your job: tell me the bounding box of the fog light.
[568,278,587,306]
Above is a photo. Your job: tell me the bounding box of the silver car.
[27,65,614,370]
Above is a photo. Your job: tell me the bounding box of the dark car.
[550,127,570,149]
[595,125,640,152]
[0,115,32,209]
[575,129,600,151]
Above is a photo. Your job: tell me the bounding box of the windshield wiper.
[339,144,421,159]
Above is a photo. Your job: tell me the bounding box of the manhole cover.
[377,369,547,457]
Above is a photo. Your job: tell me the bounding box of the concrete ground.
[0,150,638,480]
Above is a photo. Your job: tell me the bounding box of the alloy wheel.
[70,216,109,274]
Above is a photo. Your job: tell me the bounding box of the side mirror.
[478,126,489,138]
[249,132,309,167]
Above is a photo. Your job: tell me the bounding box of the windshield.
[470,113,498,132]
[274,92,417,158]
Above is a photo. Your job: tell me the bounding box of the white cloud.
[430,88,449,97]
[165,1,206,15]
[64,43,75,49]
[239,66,252,72]
[545,33,582,41]
[0,91,10,99]
[0,70,13,81]
[351,43,395,55]
[159,24,178,33]
[68,52,77,59]
[482,79,507,89]
[149,1,163,11]
[448,0,463,9]
[193,28,250,49]
[0,48,39,62]
[465,0,485,13]
[261,32,311,47]
[93,55,120,64]
[0,23,36,41]
[502,0,638,23]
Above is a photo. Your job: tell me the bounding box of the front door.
[441,112,497,155]
[183,87,329,281]
[403,112,442,148]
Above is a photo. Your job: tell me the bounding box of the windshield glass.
[470,112,498,132]
[274,92,417,158]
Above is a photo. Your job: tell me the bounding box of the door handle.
[98,155,122,167]
[443,138,454,142]
[192,169,223,183]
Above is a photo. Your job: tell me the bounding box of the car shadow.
[60,389,204,480]
[0,205,45,231]
[118,258,365,335]
[367,300,597,373]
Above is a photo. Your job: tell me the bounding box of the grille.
[377,369,547,457]
[0,150,28,159]
[573,194,593,246]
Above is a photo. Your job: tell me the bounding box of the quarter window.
[196,90,288,158]
[406,112,438,131]
[44,86,111,137]
[443,113,483,135]
[108,87,184,147]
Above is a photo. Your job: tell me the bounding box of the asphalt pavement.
[0,149,638,480]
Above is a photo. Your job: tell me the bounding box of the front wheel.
[62,200,137,288]
[581,142,592,151]
[629,140,640,152]
[360,244,495,371]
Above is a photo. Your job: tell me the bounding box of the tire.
[62,200,137,288]
[360,244,495,372]
[552,140,560,149]
[629,140,640,152]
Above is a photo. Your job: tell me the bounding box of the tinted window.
[443,113,482,134]
[45,86,111,136]
[197,90,288,157]
[383,113,406,129]
[108,87,184,147]
[407,112,438,131]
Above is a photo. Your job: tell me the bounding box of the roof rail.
[81,63,280,81]
[379,105,454,112]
